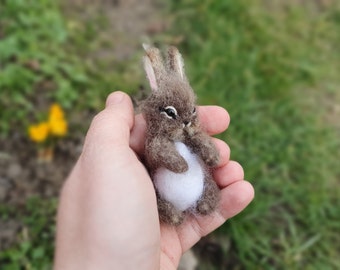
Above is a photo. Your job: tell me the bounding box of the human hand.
[54,91,254,270]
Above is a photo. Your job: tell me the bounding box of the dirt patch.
[0,132,83,249]
[0,135,83,205]
[62,0,170,61]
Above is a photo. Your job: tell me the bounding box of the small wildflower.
[49,103,64,121]
[49,118,68,136]
[28,122,49,143]
[48,103,68,136]
[28,103,68,162]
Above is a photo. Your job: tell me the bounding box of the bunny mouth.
[183,121,196,137]
[182,121,192,128]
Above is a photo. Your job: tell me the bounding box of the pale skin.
[54,91,255,270]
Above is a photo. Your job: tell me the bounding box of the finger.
[130,114,146,155]
[198,106,230,135]
[85,91,135,148]
[218,180,254,219]
[177,180,254,252]
[214,160,244,187]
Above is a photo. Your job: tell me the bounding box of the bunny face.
[143,74,199,140]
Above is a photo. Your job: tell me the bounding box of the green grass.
[0,198,57,270]
[1,0,340,269]
[0,0,140,137]
[0,0,85,136]
[170,0,340,268]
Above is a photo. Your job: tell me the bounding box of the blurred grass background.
[1,0,340,269]
[172,1,340,269]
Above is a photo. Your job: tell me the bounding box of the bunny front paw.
[203,152,220,167]
[167,159,188,173]
[200,144,219,167]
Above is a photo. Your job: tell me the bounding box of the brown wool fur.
[141,45,220,225]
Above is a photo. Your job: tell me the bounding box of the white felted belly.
[153,142,204,211]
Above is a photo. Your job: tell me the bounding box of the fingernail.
[106,91,125,107]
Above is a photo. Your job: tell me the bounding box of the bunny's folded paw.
[203,152,220,167]
[169,160,188,173]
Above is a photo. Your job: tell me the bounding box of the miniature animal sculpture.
[141,45,220,225]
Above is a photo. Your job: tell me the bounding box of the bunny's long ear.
[167,46,186,80]
[143,56,158,91]
[143,45,166,91]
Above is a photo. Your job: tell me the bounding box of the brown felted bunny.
[141,45,220,225]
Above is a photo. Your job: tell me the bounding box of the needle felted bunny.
[141,45,220,225]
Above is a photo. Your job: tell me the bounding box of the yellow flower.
[48,103,68,136]
[28,103,67,143]
[28,122,49,143]
[49,103,64,121]
[49,118,67,136]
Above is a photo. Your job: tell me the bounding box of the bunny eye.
[160,106,177,119]
[192,107,197,115]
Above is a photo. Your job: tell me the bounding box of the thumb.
[84,91,135,148]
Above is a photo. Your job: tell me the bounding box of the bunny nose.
[183,121,191,127]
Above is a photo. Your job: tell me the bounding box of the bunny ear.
[143,56,158,91]
[167,46,186,80]
[143,45,166,92]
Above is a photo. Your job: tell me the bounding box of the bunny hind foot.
[157,196,185,226]
[196,177,220,215]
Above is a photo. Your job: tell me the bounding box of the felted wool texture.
[141,78,197,138]
[141,45,221,225]
[153,142,205,211]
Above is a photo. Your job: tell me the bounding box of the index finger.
[198,105,230,135]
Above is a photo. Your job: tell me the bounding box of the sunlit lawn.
[1,0,340,269]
